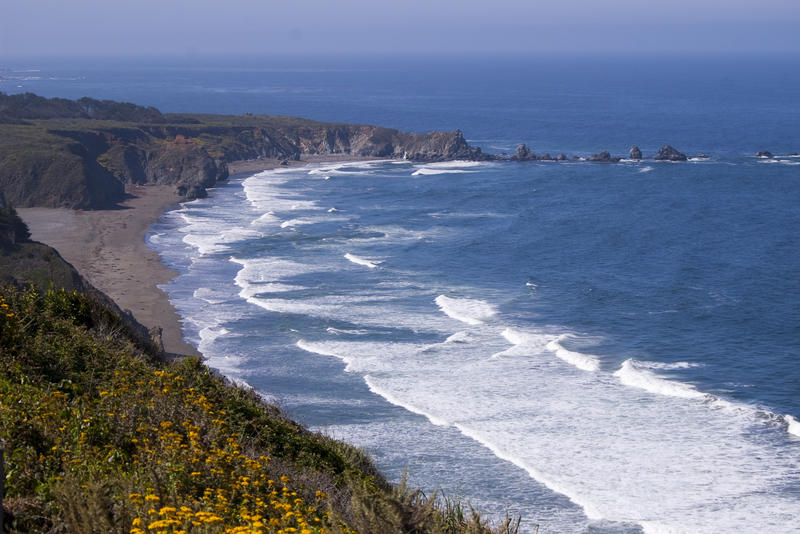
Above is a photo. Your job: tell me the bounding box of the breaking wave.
[434,295,497,325]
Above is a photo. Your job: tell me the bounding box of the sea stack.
[629,146,643,160]
[588,150,620,163]
[654,145,687,161]
[512,143,535,161]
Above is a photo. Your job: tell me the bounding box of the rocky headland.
[3,93,791,211]
[0,92,487,209]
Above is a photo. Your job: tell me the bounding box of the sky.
[3,0,800,58]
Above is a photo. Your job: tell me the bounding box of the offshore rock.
[629,146,642,160]
[556,153,568,161]
[654,145,687,161]
[512,143,535,161]
[588,150,620,163]
[756,151,774,158]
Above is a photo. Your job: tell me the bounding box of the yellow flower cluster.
[0,295,14,318]
[0,287,360,534]
[0,355,341,534]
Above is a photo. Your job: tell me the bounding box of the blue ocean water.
[5,56,800,533]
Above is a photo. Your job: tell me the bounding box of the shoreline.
[16,156,365,357]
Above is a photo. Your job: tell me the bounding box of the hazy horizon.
[3,0,800,59]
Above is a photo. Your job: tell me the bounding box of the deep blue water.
[5,55,799,533]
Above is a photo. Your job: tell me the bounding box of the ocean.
[4,55,799,533]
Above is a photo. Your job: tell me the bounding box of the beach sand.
[18,185,200,356]
[17,156,374,357]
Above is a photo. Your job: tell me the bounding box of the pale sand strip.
[16,156,377,357]
[18,185,199,356]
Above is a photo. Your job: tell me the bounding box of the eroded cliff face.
[0,102,488,208]
[0,144,125,209]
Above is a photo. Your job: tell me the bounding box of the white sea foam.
[544,335,600,371]
[344,253,381,269]
[197,325,231,357]
[435,295,497,325]
[613,359,705,399]
[418,160,487,168]
[639,166,654,173]
[295,339,419,374]
[308,163,375,176]
[785,415,800,437]
[242,172,320,212]
[326,327,371,336]
[244,294,442,331]
[444,331,473,344]
[365,376,450,426]
[637,360,704,370]
[489,328,552,360]
[452,423,605,520]
[296,339,354,368]
[411,160,487,176]
[193,287,229,304]
[199,325,229,344]
[500,327,551,349]
[756,158,799,165]
[251,211,280,226]
[412,168,476,176]
[280,218,315,229]
[230,256,310,299]
[182,227,263,255]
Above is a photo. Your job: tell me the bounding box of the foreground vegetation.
[0,284,520,534]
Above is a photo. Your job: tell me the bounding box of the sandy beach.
[18,185,199,356]
[16,156,369,357]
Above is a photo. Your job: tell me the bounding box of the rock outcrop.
[512,143,534,161]
[654,145,687,161]
[588,151,620,163]
[756,151,774,158]
[629,146,642,160]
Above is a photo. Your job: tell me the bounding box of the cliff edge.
[0,93,487,209]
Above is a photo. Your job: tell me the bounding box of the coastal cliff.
[0,93,486,208]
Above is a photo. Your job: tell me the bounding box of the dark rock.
[588,151,620,163]
[654,145,687,161]
[176,183,208,201]
[756,151,774,158]
[629,146,642,160]
[556,153,568,161]
[789,152,799,157]
[512,143,535,161]
[695,153,709,159]
[539,153,553,161]
[280,160,289,166]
